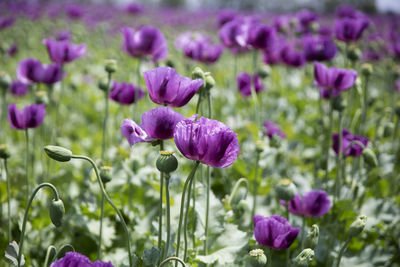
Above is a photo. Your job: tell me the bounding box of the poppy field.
[0,1,399,267]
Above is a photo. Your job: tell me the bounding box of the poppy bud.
[383,122,394,138]
[332,96,346,112]
[0,144,11,159]
[0,72,11,90]
[257,65,270,79]
[49,199,65,227]
[204,73,215,91]
[303,224,319,249]
[44,146,72,162]
[361,63,373,77]
[191,67,205,81]
[35,90,49,105]
[100,165,112,184]
[362,148,378,168]
[156,151,178,174]
[348,215,367,238]
[347,46,361,62]
[276,179,296,201]
[98,77,109,91]
[255,140,265,153]
[249,249,267,267]
[165,59,175,68]
[105,59,117,73]
[293,249,314,267]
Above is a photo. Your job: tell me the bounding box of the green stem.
[251,51,260,126]
[266,248,272,267]
[165,176,171,259]
[159,256,187,267]
[25,129,30,196]
[0,89,6,140]
[360,75,369,135]
[195,86,203,114]
[159,141,164,258]
[203,166,210,256]
[251,151,261,223]
[175,161,200,266]
[325,94,334,183]
[334,111,343,204]
[228,178,249,207]
[98,188,105,260]
[336,237,352,267]
[4,158,11,241]
[43,246,56,267]
[17,183,60,267]
[71,155,133,267]
[300,216,306,251]
[101,72,112,160]
[286,203,290,267]
[136,58,142,86]
[183,167,196,261]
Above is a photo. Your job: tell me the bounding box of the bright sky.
[376,0,400,13]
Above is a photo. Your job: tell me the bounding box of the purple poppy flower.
[16,58,42,84]
[121,107,184,146]
[281,42,306,67]
[296,9,318,34]
[7,43,18,57]
[264,121,286,139]
[314,62,357,98]
[174,115,240,168]
[217,9,237,28]
[280,191,331,217]
[334,17,370,42]
[332,129,368,157]
[37,63,65,85]
[253,215,300,250]
[335,4,364,19]
[248,24,276,50]
[56,30,71,41]
[303,35,337,62]
[66,5,84,20]
[10,80,28,97]
[273,15,291,34]
[263,37,285,65]
[43,39,86,64]
[143,67,203,107]
[109,81,144,105]
[237,72,264,97]
[219,16,258,53]
[50,251,114,267]
[8,103,46,130]
[121,26,167,62]
[125,3,143,15]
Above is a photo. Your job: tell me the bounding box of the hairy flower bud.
[332,96,346,112]
[276,179,296,201]
[383,122,394,138]
[0,144,11,159]
[293,249,314,267]
[49,199,65,227]
[98,77,109,91]
[191,66,205,81]
[100,165,112,184]
[249,249,267,267]
[204,73,215,91]
[347,46,361,62]
[105,59,117,73]
[348,215,367,238]
[156,151,178,174]
[0,72,11,90]
[35,90,49,105]
[257,65,271,79]
[255,140,265,153]
[362,148,378,168]
[361,63,373,77]
[44,146,72,162]
[303,224,319,249]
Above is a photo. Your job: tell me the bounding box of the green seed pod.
[100,165,112,184]
[49,199,65,227]
[98,77,109,91]
[362,148,378,168]
[44,146,72,162]
[348,215,367,238]
[0,72,11,90]
[204,73,215,91]
[293,249,314,267]
[0,144,11,159]
[303,224,319,249]
[35,90,49,105]
[165,59,175,68]
[156,151,178,174]
[257,65,271,79]
[332,96,346,112]
[383,122,394,138]
[249,249,267,267]
[361,63,373,77]
[276,179,296,201]
[191,67,205,81]
[347,47,361,62]
[255,140,265,153]
[105,59,117,73]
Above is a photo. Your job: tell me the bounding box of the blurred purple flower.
[0,16,15,30]
[281,42,306,67]
[7,43,18,57]
[121,26,167,62]
[303,35,337,62]
[264,121,286,139]
[16,58,42,84]
[174,115,240,168]
[273,15,291,34]
[334,17,369,42]
[332,129,368,157]
[43,39,86,64]
[219,16,258,53]
[335,4,364,19]
[280,190,331,217]
[314,62,357,98]
[8,103,46,130]
[253,215,300,250]
[248,24,276,50]
[262,37,285,65]
[66,4,84,20]
[50,251,113,267]
[217,9,237,28]
[296,9,318,34]
[10,80,28,97]
[125,3,143,15]
[37,63,65,85]
[143,67,203,107]
[395,79,400,92]
[121,107,184,146]
[237,72,264,97]
[110,81,144,105]
[56,30,71,41]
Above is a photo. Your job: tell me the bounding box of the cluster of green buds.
[0,144,11,159]
[192,67,215,92]
[276,178,297,201]
[248,249,267,267]
[156,151,178,178]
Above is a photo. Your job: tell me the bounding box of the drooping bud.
[361,63,373,77]
[49,199,65,227]
[303,224,319,249]
[105,59,117,73]
[332,95,346,112]
[362,148,378,168]
[293,249,314,267]
[276,179,296,201]
[383,122,394,138]
[348,215,367,238]
[156,151,178,174]
[98,77,109,91]
[191,67,205,81]
[204,72,215,91]
[0,144,11,159]
[257,65,271,79]
[35,90,49,105]
[249,249,267,267]
[100,165,112,184]
[44,146,72,162]
[0,72,11,90]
